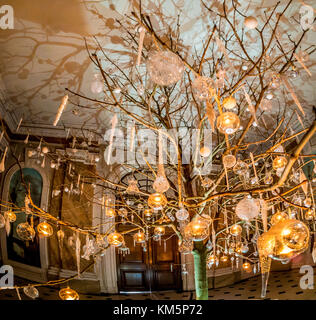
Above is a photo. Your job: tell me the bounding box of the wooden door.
[117,234,181,292]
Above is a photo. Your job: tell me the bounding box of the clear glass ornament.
[233,159,248,175]
[147,51,184,86]
[273,156,287,169]
[270,211,288,225]
[154,226,165,236]
[137,84,145,96]
[207,255,218,268]
[59,287,79,300]
[176,206,189,221]
[264,173,273,185]
[119,208,128,218]
[305,208,315,221]
[107,232,124,247]
[91,74,103,94]
[304,197,312,208]
[153,175,170,193]
[220,255,228,262]
[5,210,16,222]
[241,244,249,254]
[217,112,240,135]
[192,76,215,100]
[184,219,209,241]
[148,193,167,210]
[199,146,211,158]
[133,231,146,244]
[37,222,53,237]
[230,224,242,236]
[23,285,39,299]
[242,262,252,272]
[223,154,236,168]
[222,96,236,110]
[126,179,139,194]
[244,16,258,29]
[16,222,35,241]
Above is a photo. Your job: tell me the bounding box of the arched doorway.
[115,171,182,292]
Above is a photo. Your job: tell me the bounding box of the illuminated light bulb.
[207,254,218,267]
[244,16,258,29]
[230,224,242,236]
[281,221,310,251]
[222,154,236,169]
[271,211,288,225]
[105,207,115,218]
[272,156,287,170]
[154,226,165,236]
[59,287,79,300]
[133,231,146,244]
[242,262,252,272]
[148,193,167,210]
[144,208,153,218]
[107,232,124,247]
[42,146,49,154]
[220,255,228,262]
[5,210,16,223]
[222,96,236,110]
[200,146,211,157]
[305,208,315,221]
[37,222,53,237]
[235,196,260,221]
[184,219,209,241]
[176,206,189,221]
[217,112,240,135]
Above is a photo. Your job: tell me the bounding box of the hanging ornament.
[305,208,315,221]
[37,222,53,237]
[126,179,139,194]
[176,206,189,221]
[207,255,218,268]
[270,211,288,225]
[230,224,242,236]
[199,146,211,158]
[272,156,287,170]
[5,210,16,223]
[0,146,8,173]
[217,112,240,135]
[106,114,118,164]
[154,226,165,236]
[233,159,248,175]
[59,287,79,300]
[42,146,49,154]
[222,96,236,110]
[236,196,260,221]
[222,154,236,169]
[244,16,258,29]
[192,76,215,100]
[133,231,146,244]
[24,133,29,144]
[146,51,184,86]
[184,218,209,241]
[53,95,68,126]
[75,231,81,278]
[148,193,167,210]
[118,243,130,257]
[107,232,124,247]
[144,208,153,219]
[136,26,146,66]
[91,74,103,94]
[242,262,252,272]
[16,222,35,241]
[23,285,39,299]
[57,229,65,250]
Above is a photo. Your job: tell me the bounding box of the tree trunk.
[192,241,208,300]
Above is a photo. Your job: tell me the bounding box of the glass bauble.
[144,208,153,218]
[147,51,184,86]
[244,16,258,29]
[242,262,252,272]
[118,208,128,217]
[235,196,260,221]
[37,222,53,237]
[305,208,315,221]
[207,255,218,267]
[5,210,16,222]
[233,160,248,175]
[220,255,229,262]
[133,231,146,244]
[148,193,167,210]
[107,232,124,247]
[230,224,242,236]
[273,156,287,169]
[223,154,236,168]
[217,112,240,135]
[184,219,209,241]
[281,220,309,251]
[200,146,211,158]
[192,76,215,100]
[222,96,236,110]
[153,175,170,193]
[126,179,139,194]
[176,206,189,221]
[23,285,39,299]
[16,222,35,241]
[154,226,165,236]
[59,287,79,300]
[270,211,288,225]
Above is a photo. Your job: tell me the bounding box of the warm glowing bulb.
[148,193,167,210]
[37,222,53,237]
[59,287,79,300]
[107,232,124,247]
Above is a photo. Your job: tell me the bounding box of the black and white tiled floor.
[1,268,315,300]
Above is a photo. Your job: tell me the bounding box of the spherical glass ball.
[184,219,209,241]
[264,173,273,185]
[244,16,258,29]
[37,222,53,237]
[105,207,115,218]
[271,211,288,225]
[241,244,249,254]
[223,96,236,110]
[16,222,36,241]
[148,193,167,210]
[176,207,189,221]
[153,175,170,193]
[59,287,79,300]
[107,232,124,247]
[220,255,229,262]
[42,146,49,154]
[242,262,252,272]
[0,214,5,228]
[233,159,248,175]
[23,285,39,299]
[154,226,165,236]
[5,210,16,222]
[230,224,242,236]
[144,208,153,218]
[207,254,218,267]
[236,196,260,221]
[273,156,287,169]
[147,51,184,86]
[281,220,309,251]
[217,112,240,135]
[192,76,215,100]
[223,154,236,168]
[133,231,146,244]
[200,146,211,158]
[305,208,315,221]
